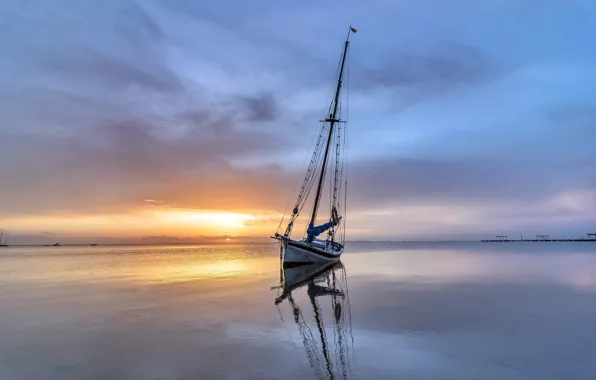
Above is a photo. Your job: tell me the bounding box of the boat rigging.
[274,26,357,265]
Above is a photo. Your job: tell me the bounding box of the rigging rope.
[283,122,327,236]
[342,46,351,244]
[276,117,323,235]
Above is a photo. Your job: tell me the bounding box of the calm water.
[1,242,596,379]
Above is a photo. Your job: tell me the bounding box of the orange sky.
[3,207,281,243]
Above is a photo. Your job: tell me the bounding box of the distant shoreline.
[1,239,595,247]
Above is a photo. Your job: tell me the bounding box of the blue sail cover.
[307,221,334,241]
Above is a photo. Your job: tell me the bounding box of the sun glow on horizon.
[4,208,280,240]
[159,210,255,228]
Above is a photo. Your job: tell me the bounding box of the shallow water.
[1,242,596,379]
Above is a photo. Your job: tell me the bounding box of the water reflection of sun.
[147,261,252,283]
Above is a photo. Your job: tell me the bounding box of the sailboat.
[273,26,357,265]
[272,261,354,379]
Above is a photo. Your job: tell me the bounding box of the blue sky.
[1,0,595,242]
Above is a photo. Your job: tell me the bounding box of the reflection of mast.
[310,285,335,379]
[287,294,325,379]
[273,262,354,380]
[332,268,353,379]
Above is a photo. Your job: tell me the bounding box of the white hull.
[282,238,343,265]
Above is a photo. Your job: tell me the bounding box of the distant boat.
[90,244,98,246]
[0,233,8,247]
[52,243,61,246]
[273,26,357,266]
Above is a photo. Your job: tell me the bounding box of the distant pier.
[482,238,596,242]
[482,234,596,243]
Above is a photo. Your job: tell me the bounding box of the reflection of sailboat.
[273,261,354,379]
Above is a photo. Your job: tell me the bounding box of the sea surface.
[1,242,596,380]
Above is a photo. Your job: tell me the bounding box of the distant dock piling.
[482,233,596,242]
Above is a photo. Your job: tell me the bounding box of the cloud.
[238,93,278,122]
[361,44,497,89]
[40,49,183,93]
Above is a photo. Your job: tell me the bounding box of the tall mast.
[308,28,353,238]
